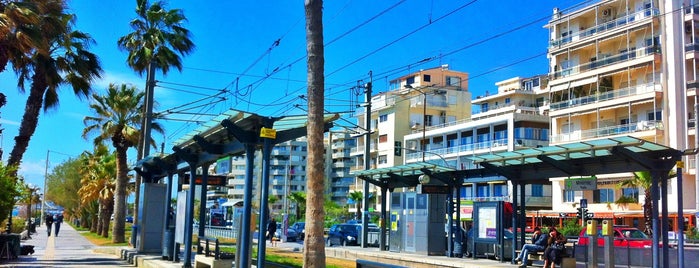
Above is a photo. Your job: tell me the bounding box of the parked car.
[125,215,134,223]
[275,223,298,242]
[578,226,652,248]
[291,222,305,240]
[326,223,379,246]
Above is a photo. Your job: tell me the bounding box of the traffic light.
[576,207,586,219]
[394,141,402,156]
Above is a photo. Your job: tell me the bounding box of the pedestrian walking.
[267,217,277,247]
[54,213,64,236]
[44,213,54,236]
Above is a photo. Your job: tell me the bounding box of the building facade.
[404,75,552,219]
[350,65,472,212]
[545,0,697,229]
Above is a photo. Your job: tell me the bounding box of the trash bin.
[130,225,139,248]
[162,227,175,260]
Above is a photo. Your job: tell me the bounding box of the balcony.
[404,138,509,162]
[350,143,377,154]
[551,120,663,143]
[549,82,661,111]
[552,45,658,79]
[550,7,658,48]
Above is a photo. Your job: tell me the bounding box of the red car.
[578,226,652,248]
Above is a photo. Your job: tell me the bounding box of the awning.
[550,76,598,92]
[221,199,243,207]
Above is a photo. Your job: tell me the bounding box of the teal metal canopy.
[467,136,683,182]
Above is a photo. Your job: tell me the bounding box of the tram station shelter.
[354,136,687,268]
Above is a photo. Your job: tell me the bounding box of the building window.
[462,186,473,199]
[379,114,388,122]
[378,155,387,164]
[563,190,576,202]
[593,188,615,203]
[423,74,431,82]
[505,98,511,104]
[477,185,490,197]
[379,134,388,143]
[647,110,662,121]
[425,115,433,126]
[622,188,639,202]
[531,184,543,197]
[493,184,508,196]
[446,76,461,87]
[406,76,415,85]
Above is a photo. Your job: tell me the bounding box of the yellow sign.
[677,161,684,168]
[260,127,277,139]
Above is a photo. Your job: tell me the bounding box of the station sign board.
[565,176,597,191]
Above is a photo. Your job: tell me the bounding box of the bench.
[194,236,231,268]
[516,241,576,267]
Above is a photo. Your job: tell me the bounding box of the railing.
[193,224,238,240]
[552,44,658,79]
[551,120,663,143]
[404,139,509,162]
[350,143,377,154]
[549,82,660,111]
[550,8,659,48]
[462,196,511,202]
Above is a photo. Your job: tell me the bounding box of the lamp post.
[405,84,440,163]
[41,150,73,225]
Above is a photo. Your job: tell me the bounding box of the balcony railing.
[550,8,659,48]
[462,196,511,202]
[551,120,663,143]
[552,44,658,79]
[549,82,660,111]
[350,143,377,154]
[405,138,509,162]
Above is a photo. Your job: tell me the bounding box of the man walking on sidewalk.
[54,213,64,236]
[44,213,54,236]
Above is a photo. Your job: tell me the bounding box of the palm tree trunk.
[101,199,112,238]
[643,188,653,236]
[8,66,47,174]
[94,204,102,234]
[303,0,325,267]
[112,146,128,243]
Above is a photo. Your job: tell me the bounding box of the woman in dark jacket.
[542,227,567,268]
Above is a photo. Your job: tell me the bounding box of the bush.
[559,219,583,237]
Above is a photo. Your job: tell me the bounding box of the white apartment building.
[545,0,697,229]
[223,138,308,217]
[326,131,356,205]
[403,75,552,219]
[350,65,472,212]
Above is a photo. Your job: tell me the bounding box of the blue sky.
[1,0,588,190]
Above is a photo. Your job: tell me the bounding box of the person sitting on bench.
[514,226,549,267]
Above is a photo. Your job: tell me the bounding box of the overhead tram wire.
[226,0,412,104]
[326,0,480,77]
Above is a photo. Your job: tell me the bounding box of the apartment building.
[223,138,308,217]
[326,131,356,205]
[350,65,472,212]
[545,0,697,229]
[403,75,552,217]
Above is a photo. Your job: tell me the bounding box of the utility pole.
[361,71,372,248]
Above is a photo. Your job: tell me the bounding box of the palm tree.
[348,191,363,220]
[0,0,43,73]
[82,83,162,243]
[77,144,116,237]
[303,0,325,266]
[117,0,194,224]
[617,170,676,236]
[7,1,102,173]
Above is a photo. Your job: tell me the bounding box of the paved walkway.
[0,223,129,267]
